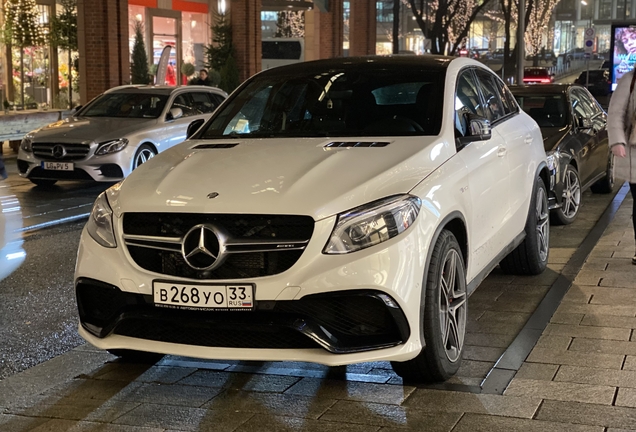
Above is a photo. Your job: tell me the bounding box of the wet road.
[0,222,85,379]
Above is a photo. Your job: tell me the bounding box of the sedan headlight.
[323,195,422,254]
[86,192,116,248]
[20,135,33,152]
[95,138,129,155]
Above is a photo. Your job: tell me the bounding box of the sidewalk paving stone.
[550,312,585,325]
[177,370,301,393]
[535,400,636,430]
[526,347,624,369]
[515,363,560,381]
[284,378,415,405]
[503,378,616,405]
[317,400,462,429]
[402,389,541,418]
[569,338,636,356]
[29,420,164,432]
[543,323,631,340]
[451,413,603,432]
[201,390,336,419]
[555,365,636,388]
[581,315,636,329]
[232,413,379,432]
[555,303,636,317]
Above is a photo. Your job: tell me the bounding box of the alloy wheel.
[134,148,155,168]
[561,168,581,219]
[438,249,466,363]
[536,185,550,262]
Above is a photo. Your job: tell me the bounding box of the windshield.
[199,68,445,138]
[80,93,169,118]
[514,94,568,128]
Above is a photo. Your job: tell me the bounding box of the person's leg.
[0,156,7,180]
[631,183,636,264]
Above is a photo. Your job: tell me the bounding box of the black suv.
[574,69,611,96]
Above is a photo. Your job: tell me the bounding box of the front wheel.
[391,230,467,383]
[550,164,581,225]
[500,176,550,275]
[133,144,156,170]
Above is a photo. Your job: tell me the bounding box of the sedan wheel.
[551,164,581,225]
[133,144,156,170]
[591,154,614,194]
[391,230,466,383]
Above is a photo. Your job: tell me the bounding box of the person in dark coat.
[189,69,213,86]
[0,156,7,180]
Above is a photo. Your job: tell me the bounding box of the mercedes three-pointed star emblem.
[181,224,225,271]
[52,144,67,159]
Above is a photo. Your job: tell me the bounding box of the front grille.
[76,279,409,353]
[32,142,90,161]
[123,213,314,279]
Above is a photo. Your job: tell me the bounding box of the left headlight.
[86,192,116,248]
[323,195,422,255]
[95,138,129,155]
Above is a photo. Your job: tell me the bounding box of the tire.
[500,176,550,275]
[391,230,467,383]
[133,144,156,170]
[107,349,164,363]
[30,178,58,187]
[590,154,614,194]
[550,164,581,225]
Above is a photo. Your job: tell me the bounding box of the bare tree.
[407,0,493,55]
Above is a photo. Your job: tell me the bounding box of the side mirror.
[167,107,183,121]
[186,119,205,139]
[576,116,592,130]
[456,114,492,148]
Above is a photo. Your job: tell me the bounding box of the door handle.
[524,135,533,144]
[497,147,507,157]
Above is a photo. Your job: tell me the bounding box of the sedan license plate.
[153,282,254,311]
[42,161,74,171]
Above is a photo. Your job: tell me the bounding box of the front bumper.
[74,214,428,364]
[17,145,137,182]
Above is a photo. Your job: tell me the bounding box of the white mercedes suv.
[75,56,550,382]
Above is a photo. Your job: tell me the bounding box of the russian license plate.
[42,161,74,171]
[153,282,254,311]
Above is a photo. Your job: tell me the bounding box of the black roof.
[257,55,456,77]
[508,84,579,95]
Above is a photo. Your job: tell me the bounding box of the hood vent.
[325,141,390,148]
[192,143,238,149]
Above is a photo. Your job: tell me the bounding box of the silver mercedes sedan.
[17,85,228,185]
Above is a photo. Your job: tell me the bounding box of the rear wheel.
[550,164,581,225]
[391,230,467,383]
[30,178,57,187]
[590,154,614,194]
[500,176,549,275]
[107,349,164,363]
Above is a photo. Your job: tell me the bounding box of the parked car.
[600,60,612,70]
[17,85,228,186]
[564,48,586,61]
[75,56,550,383]
[511,84,613,225]
[523,67,554,84]
[574,69,612,96]
[0,187,25,281]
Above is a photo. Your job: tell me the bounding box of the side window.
[574,88,602,117]
[190,92,219,114]
[570,90,594,120]
[170,94,198,117]
[455,70,485,137]
[475,70,506,122]
[495,79,519,116]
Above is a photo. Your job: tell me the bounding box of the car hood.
[115,137,450,220]
[31,116,154,142]
[541,126,570,152]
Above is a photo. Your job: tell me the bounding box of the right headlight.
[323,195,422,255]
[86,192,116,248]
[20,134,33,152]
[95,138,129,155]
